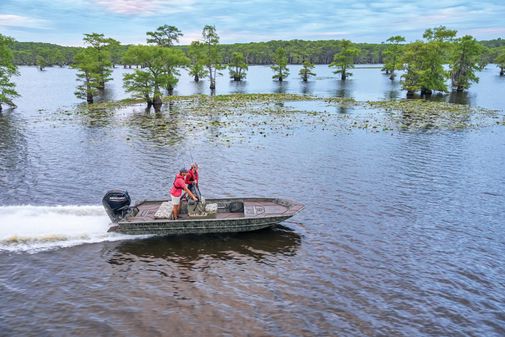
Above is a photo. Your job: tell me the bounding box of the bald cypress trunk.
[153,95,162,112]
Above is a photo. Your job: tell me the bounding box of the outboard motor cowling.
[103,190,131,222]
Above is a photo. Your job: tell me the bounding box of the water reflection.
[74,105,116,127]
[108,226,301,268]
[126,104,187,146]
[190,80,206,95]
[229,81,247,94]
[274,81,288,94]
[335,80,353,98]
[300,81,314,96]
[384,80,401,100]
[446,91,473,105]
[96,88,115,103]
[405,90,474,106]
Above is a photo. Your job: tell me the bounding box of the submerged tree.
[299,60,316,82]
[382,35,405,80]
[0,34,19,111]
[72,48,101,103]
[187,41,208,82]
[401,26,457,95]
[201,25,223,90]
[329,39,360,80]
[146,25,185,94]
[496,48,505,76]
[122,45,188,111]
[400,41,425,96]
[450,35,484,91]
[271,47,289,82]
[82,33,119,90]
[228,51,248,81]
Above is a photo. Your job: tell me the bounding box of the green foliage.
[12,42,80,66]
[299,60,316,81]
[271,47,289,81]
[450,35,484,91]
[496,47,505,76]
[400,41,424,93]
[423,26,457,42]
[201,25,223,90]
[36,55,47,70]
[382,35,405,79]
[187,41,208,82]
[329,40,360,80]
[401,26,457,95]
[0,34,20,110]
[72,47,101,103]
[146,25,183,47]
[123,70,154,103]
[146,26,189,94]
[52,49,66,67]
[401,41,449,94]
[228,52,248,81]
[82,33,119,90]
[122,45,188,108]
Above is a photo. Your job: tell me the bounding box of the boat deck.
[124,199,292,223]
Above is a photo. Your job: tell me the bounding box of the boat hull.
[109,216,292,235]
[107,197,303,236]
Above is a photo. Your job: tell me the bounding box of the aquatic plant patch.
[46,94,503,146]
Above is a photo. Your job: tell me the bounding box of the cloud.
[0,14,50,29]
[93,0,194,15]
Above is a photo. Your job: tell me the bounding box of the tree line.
[11,37,505,67]
[1,26,505,112]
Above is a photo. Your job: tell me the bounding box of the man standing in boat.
[185,163,199,197]
[170,168,198,220]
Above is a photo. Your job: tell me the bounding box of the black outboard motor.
[102,190,131,223]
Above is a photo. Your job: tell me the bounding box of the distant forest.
[11,38,505,67]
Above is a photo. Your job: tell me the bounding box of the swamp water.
[0,65,504,336]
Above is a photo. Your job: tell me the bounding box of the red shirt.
[170,174,186,197]
[185,168,199,185]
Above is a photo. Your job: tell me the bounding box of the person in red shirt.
[170,168,197,220]
[185,163,199,196]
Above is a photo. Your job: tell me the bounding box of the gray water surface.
[1,65,504,336]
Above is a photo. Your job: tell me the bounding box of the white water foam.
[0,205,141,253]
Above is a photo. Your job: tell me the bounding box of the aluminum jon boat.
[102,190,304,235]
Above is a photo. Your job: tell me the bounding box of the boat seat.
[154,201,173,219]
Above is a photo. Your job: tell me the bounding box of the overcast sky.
[1,0,504,46]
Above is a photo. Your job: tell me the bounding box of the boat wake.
[0,205,142,253]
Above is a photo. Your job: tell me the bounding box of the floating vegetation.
[44,93,504,146]
[365,99,499,131]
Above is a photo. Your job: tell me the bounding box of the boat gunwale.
[118,197,304,225]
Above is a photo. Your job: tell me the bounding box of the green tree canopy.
[382,35,405,80]
[450,35,485,91]
[496,47,505,76]
[146,25,183,47]
[329,39,360,80]
[82,33,119,89]
[72,47,101,103]
[401,26,457,95]
[201,25,223,90]
[228,51,248,81]
[0,34,19,111]
[187,41,208,82]
[299,60,316,82]
[271,47,289,81]
[123,45,188,111]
